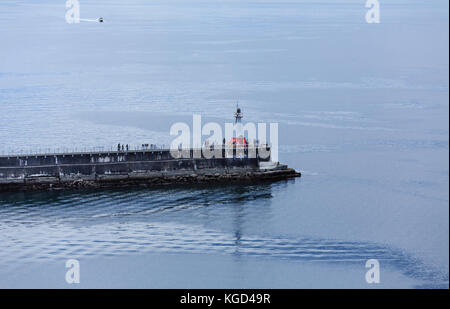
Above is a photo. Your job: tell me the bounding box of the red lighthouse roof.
[228,137,248,146]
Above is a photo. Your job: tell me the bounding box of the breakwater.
[0,147,300,192]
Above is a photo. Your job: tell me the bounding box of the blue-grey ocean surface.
[0,0,448,288]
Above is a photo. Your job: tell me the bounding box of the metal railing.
[0,144,169,157]
[0,144,271,158]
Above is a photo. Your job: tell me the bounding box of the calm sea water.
[0,0,448,288]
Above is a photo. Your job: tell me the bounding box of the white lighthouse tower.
[228,104,248,148]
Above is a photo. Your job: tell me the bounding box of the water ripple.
[0,186,448,288]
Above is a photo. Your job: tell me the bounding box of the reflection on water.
[0,183,447,288]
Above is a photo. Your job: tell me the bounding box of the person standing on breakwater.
[126,144,129,151]
[117,143,121,152]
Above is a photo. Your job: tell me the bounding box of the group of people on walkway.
[117,143,129,152]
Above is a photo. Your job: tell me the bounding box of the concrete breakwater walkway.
[0,149,300,192]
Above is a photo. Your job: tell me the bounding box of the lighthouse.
[228,105,248,147]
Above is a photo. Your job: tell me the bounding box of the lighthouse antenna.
[234,103,243,124]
